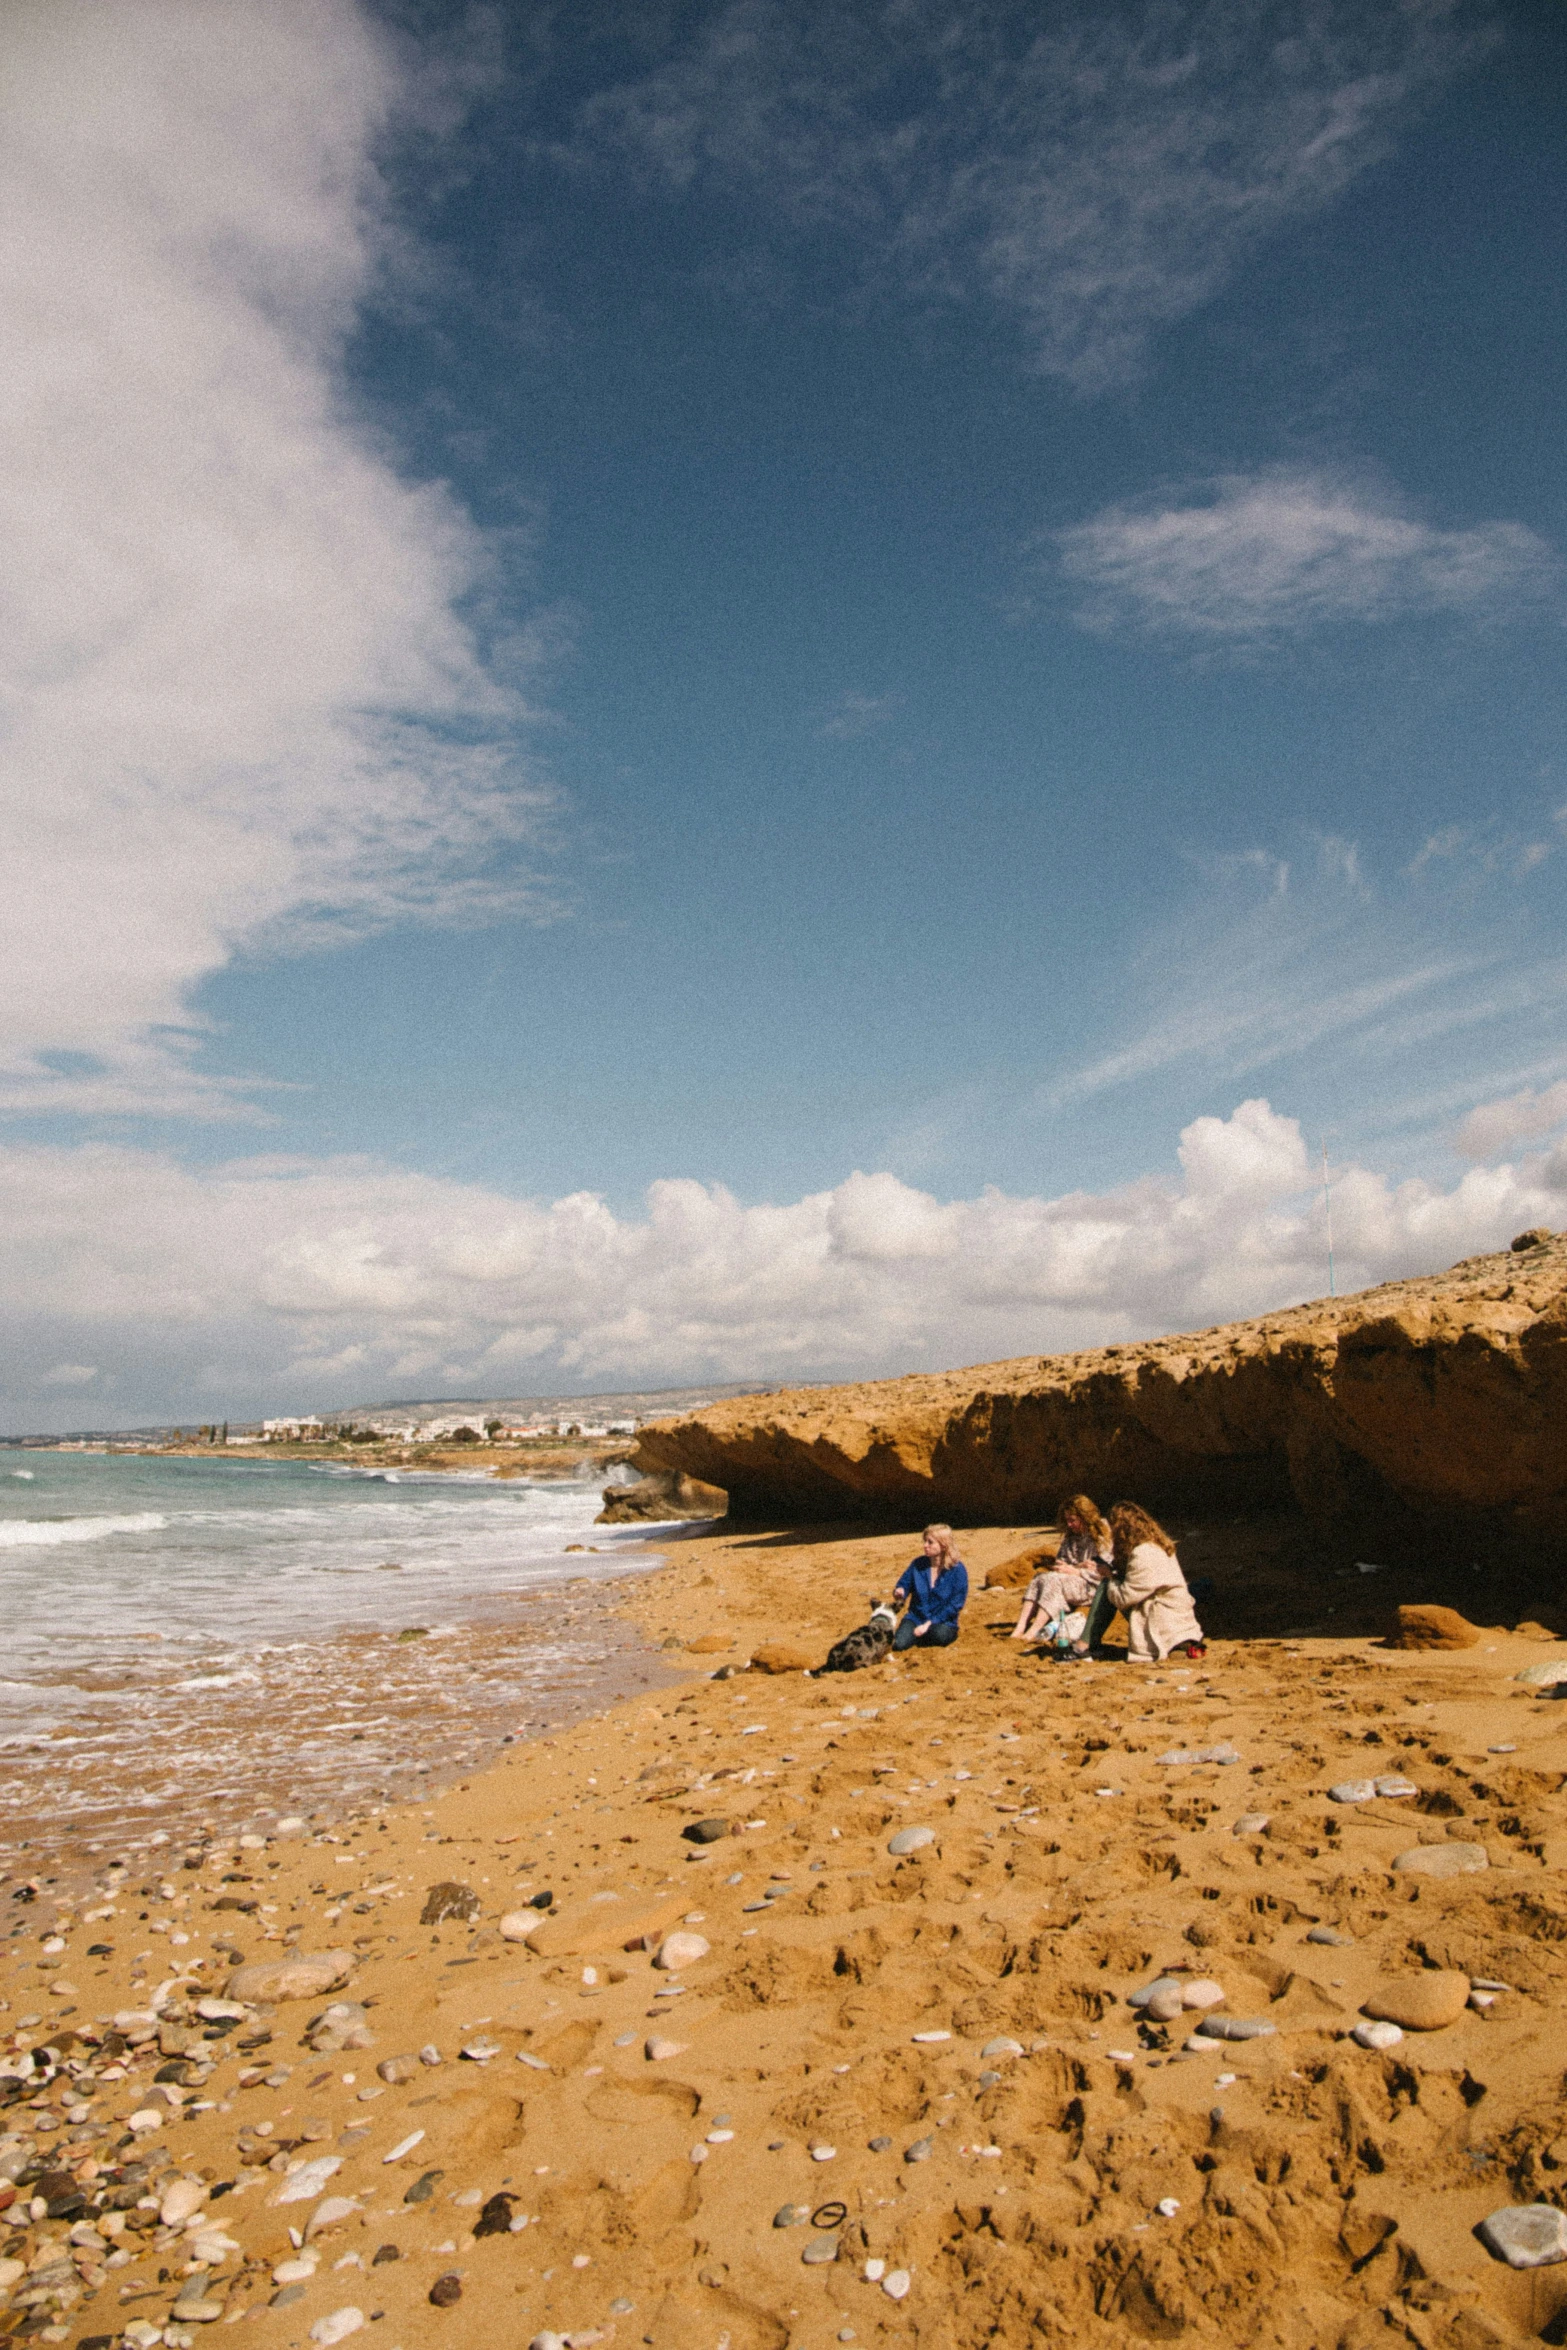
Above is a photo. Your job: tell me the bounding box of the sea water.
[0,1450,678,1856]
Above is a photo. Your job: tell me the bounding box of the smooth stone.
[273,2258,320,2285]
[683,1819,730,1844]
[461,2039,500,2063]
[195,1998,248,2022]
[515,2050,549,2071]
[1391,1843,1488,1878]
[305,2196,359,2240]
[655,1932,710,1971]
[1514,1661,1567,1688]
[981,2037,1023,2058]
[309,2311,365,2346]
[1233,1813,1270,1836]
[1363,1971,1470,2031]
[228,1951,353,2004]
[1182,1980,1226,2011]
[1307,1928,1353,1947]
[868,2136,892,2152]
[888,1827,935,1856]
[978,2070,1001,2088]
[1328,1780,1377,1804]
[377,2055,419,2085]
[911,2029,950,2043]
[882,2270,912,2301]
[1129,1977,1181,2011]
[802,2238,839,2264]
[273,2157,343,2206]
[1157,1745,1240,1766]
[773,2205,810,2228]
[1477,2205,1567,2269]
[904,2138,932,2162]
[1190,2017,1274,2042]
[499,1911,540,1943]
[864,2258,885,2281]
[1353,2020,1404,2050]
[645,2038,685,2061]
[1156,2197,1181,2218]
[160,2177,208,2226]
[1145,1984,1185,2023]
[1373,1777,1418,1799]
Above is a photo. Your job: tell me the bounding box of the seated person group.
[889,1497,1204,1663]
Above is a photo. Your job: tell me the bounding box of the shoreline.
[2,1515,1565,2349]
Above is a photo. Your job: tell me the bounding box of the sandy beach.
[3,1514,1567,2350]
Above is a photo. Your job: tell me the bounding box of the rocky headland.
[632,1232,1567,1560]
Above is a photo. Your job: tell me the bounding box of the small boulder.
[1478,2204,1567,2268]
[1363,1972,1470,2031]
[228,1951,353,2004]
[1393,1605,1480,1650]
[419,1882,480,1926]
[1391,1843,1488,1878]
[888,1826,935,1857]
[1510,1228,1555,1252]
[751,1644,815,1674]
[1353,2020,1404,2051]
[653,1930,710,1972]
[1515,1661,1567,1689]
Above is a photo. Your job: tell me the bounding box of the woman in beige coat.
[1105,1503,1205,1662]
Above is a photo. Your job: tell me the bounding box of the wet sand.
[3,1517,1567,2350]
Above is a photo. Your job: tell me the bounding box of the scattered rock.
[461,2038,501,2063]
[274,2157,344,2206]
[428,2273,463,2308]
[377,2055,419,2085]
[802,2238,839,2264]
[888,1826,935,1856]
[654,1931,710,1971]
[981,2037,1023,2058]
[1353,2020,1404,2051]
[1145,1983,1185,2023]
[159,2177,207,2226]
[883,2270,912,2301]
[1328,1780,1377,1804]
[1478,2204,1567,2268]
[309,2307,365,2344]
[474,2193,516,2237]
[751,1644,816,1674]
[403,2171,442,2204]
[305,2196,360,2241]
[1129,1977,1181,2010]
[904,2138,932,2163]
[683,1819,730,1845]
[1515,1661,1567,1689]
[499,1912,540,1943]
[419,1883,480,1926]
[1308,1928,1353,1947]
[773,2204,810,2228]
[228,1951,353,2003]
[1182,1980,1226,2010]
[868,2135,892,2152]
[686,1634,733,1654]
[1514,1620,1557,1640]
[1190,2017,1274,2042]
[1393,1605,1481,1650]
[1511,1227,1555,1251]
[645,2038,686,2062]
[1372,1776,1418,1799]
[1157,1745,1240,1766]
[1233,1813,1270,1835]
[1392,1843,1489,1877]
[1363,1971,1470,2031]
[597,1469,727,1524]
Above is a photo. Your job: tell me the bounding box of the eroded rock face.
[1394,1604,1482,1649]
[632,1235,1567,1546]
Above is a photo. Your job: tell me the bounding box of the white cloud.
[2,1100,1562,1427]
[575,0,1485,389]
[1057,470,1554,637]
[0,0,553,1118]
[1455,1080,1567,1163]
[39,1365,99,1390]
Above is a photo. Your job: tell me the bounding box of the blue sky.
[2,0,1565,1425]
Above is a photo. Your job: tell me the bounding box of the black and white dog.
[812,1601,898,1676]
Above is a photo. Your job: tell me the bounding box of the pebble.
[655,1932,710,1971]
[774,2205,810,2228]
[1352,2020,1404,2051]
[1233,1813,1270,1836]
[684,1818,730,1844]
[428,2273,463,2307]
[383,2131,425,2164]
[1182,1980,1226,2011]
[864,2259,885,2281]
[868,2136,892,2152]
[1328,1780,1377,1804]
[1158,1745,1240,1766]
[802,2237,839,2264]
[461,2038,501,2063]
[904,2138,932,2163]
[306,2196,360,2241]
[981,2037,1023,2058]
[378,2054,419,2085]
[811,2144,837,2161]
[160,2177,208,2226]
[1391,1843,1488,1878]
[499,1911,541,1943]
[888,1827,935,1856]
[689,2145,709,2164]
[1189,2017,1274,2043]
[308,2313,365,2346]
[1307,1927,1353,1947]
[274,2257,320,2286]
[228,1950,354,2003]
[1373,1775,1418,1799]
[275,2157,344,2206]
[645,2038,685,2062]
[1488,1744,1517,1754]
[1129,1977,1180,2011]
[1156,2198,1181,2217]
[127,2107,163,2132]
[1477,2205,1567,2268]
[911,2029,951,2043]
[1144,1985,1184,2023]
[882,2270,912,2301]
[516,2051,550,2071]
[1363,1971,1470,2031]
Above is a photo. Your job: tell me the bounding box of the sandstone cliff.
[633,1231,1567,1552]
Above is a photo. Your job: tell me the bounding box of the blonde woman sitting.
[1104,1502,1205,1663]
[1010,1495,1111,1651]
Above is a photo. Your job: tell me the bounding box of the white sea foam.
[0,1510,167,1547]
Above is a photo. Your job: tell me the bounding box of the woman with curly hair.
[1104,1503,1206,1663]
[1010,1495,1111,1651]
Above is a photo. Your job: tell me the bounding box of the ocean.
[0,1450,680,1862]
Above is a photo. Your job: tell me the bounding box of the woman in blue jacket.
[892,1524,968,1651]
